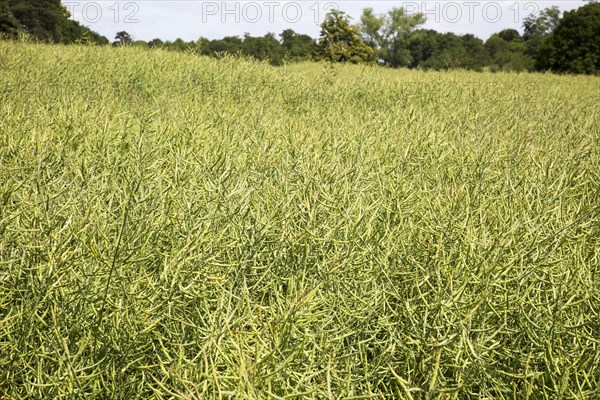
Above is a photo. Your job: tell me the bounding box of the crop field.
[0,41,599,399]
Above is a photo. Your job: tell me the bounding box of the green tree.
[359,7,384,49]
[206,36,243,56]
[280,29,318,62]
[0,0,19,38]
[407,29,438,68]
[1,0,107,44]
[537,3,600,74]
[408,30,489,71]
[114,31,133,46]
[241,32,283,65]
[523,6,561,59]
[8,0,66,41]
[170,38,192,52]
[461,34,491,71]
[195,37,210,54]
[485,29,534,71]
[148,38,164,48]
[318,9,375,64]
[420,33,470,70]
[360,7,425,67]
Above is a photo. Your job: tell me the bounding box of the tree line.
[1,0,599,75]
[114,30,319,67]
[0,0,108,44]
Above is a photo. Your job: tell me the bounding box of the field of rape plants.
[0,41,599,399]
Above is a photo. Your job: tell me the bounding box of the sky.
[63,1,587,43]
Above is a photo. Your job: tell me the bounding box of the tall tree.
[420,33,468,70]
[0,0,19,38]
[114,31,133,46]
[206,36,243,56]
[360,7,425,67]
[1,0,107,43]
[241,32,283,65]
[408,30,489,71]
[8,0,66,41]
[280,29,318,62]
[148,38,164,48]
[318,9,375,64]
[359,7,384,49]
[169,38,191,52]
[485,29,534,71]
[407,29,439,68]
[536,2,600,74]
[461,34,491,71]
[523,6,561,59]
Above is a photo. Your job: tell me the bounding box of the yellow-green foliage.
[0,42,599,399]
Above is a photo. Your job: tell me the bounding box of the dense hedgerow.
[0,42,599,399]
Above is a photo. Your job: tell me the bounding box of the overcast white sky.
[63,1,586,42]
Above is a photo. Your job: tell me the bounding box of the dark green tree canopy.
[0,0,19,38]
[148,38,163,48]
[0,0,107,44]
[360,7,425,67]
[485,29,533,72]
[407,29,439,68]
[280,29,318,62]
[407,30,489,71]
[523,6,561,58]
[114,31,133,46]
[537,2,600,74]
[318,9,375,64]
